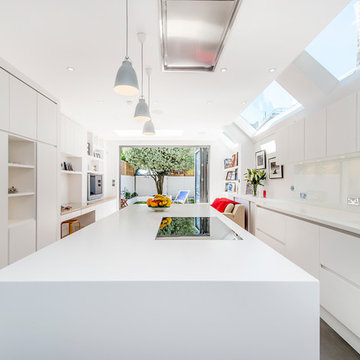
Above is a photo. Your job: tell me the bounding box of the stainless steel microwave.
[87,173,103,202]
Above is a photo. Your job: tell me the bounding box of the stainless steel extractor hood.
[160,0,242,72]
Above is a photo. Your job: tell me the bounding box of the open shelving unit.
[224,152,239,195]
[8,135,36,227]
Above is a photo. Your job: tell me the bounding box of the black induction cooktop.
[156,217,242,240]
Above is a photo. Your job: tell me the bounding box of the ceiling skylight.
[240,81,302,132]
[306,0,360,80]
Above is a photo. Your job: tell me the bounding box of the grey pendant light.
[114,0,139,96]
[134,33,151,121]
[143,68,155,135]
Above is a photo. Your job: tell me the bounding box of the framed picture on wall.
[268,157,283,179]
[255,150,266,169]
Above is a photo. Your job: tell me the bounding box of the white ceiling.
[0,0,349,140]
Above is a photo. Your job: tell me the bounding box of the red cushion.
[211,198,239,212]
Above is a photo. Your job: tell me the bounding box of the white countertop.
[235,195,360,235]
[0,204,315,283]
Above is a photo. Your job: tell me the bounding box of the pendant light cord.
[125,0,129,59]
[148,72,151,111]
[141,41,144,97]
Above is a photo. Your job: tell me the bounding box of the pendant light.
[114,0,139,96]
[134,33,151,121]
[143,68,155,135]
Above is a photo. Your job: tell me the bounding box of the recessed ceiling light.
[66,66,75,72]
[268,67,276,73]
[221,67,227,72]
[242,101,247,105]
[207,100,213,105]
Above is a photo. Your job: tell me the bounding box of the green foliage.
[121,150,126,161]
[157,217,199,237]
[125,147,194,173]
[124,147,194,194]
[244,168,266,186]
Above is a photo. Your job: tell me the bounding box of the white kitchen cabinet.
[285,216,320,279]
[256,206,287,244]
[94,199,117,221]
[275,125,289,165]
[0,131,8,269]
[60,115,86,157]
[326,93,357,156]
[37,142,57,250]
[305,108,326,160]
[9,76,37,139]
[321,267,360,338]
[288,119,305,163]
[0,68,9,131]
[320,227,360,286]
[255,229,286,255]
[8,219,36,264]
[37,94,57,145]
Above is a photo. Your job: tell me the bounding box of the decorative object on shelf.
[255,150,266,169]
[224,158,233,169]
[134,32,151,122]
[225,182,236,192]
[147,194,172,211]
[268,157,283,179]
[94,151,102,159]
[87,142,91,156]
[8,186,17,194]
[113,0,139,96]
[142,68,155,135]
[232,152,238,167]
[245,182,253,195]
[63,162,74,171]
[244,168,266,197]
[226,170,237,181]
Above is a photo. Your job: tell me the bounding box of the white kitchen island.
[0,204,319,360]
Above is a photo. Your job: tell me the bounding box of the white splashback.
[293,155,360,212]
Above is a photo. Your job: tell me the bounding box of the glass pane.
[306,0,359,80]
[240,81,301,131]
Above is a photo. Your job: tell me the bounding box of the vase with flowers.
[244,169,266,197]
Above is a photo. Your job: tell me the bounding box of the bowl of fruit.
[147,194,172,211]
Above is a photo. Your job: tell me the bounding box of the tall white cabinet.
[0,132,8,268]
[0,65,58,269]
[37,143,57,250]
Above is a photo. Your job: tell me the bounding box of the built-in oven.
[87,173,103,202]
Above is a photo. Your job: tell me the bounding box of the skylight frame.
[305,0,360,82]
[237,81,303,136]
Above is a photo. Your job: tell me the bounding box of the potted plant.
[244,169,266,197]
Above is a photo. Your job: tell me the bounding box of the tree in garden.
[124,147,194,194]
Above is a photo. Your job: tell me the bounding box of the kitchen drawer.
[255,229,286,256]
[256,207,286,244]
[320,267,360,337]
[320,227,360,286]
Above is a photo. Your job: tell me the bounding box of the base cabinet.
[8,220,36,264]
[256,205,360,349]
[320,267,360,338]
[285,217,320,279]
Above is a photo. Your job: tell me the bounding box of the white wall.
[121,175,135,195]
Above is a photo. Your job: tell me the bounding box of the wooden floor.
[321,320,360,360]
